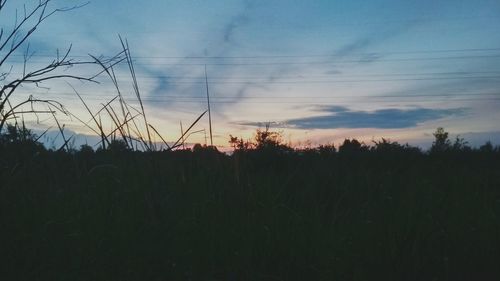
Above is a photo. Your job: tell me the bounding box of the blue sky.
[3,0,500,148]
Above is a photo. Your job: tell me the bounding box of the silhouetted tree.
[0,124,36,144]
[106,139,130,153]
[430,127,452,153]
[451,136,471,152]
[0,123,45,154]
[255,126,282,149]
[338,139,368,153]
[253,125,292,153]
[192,143,219,152]
[371,138,421,154]
[192,143,204,152]
[372,138,401,152]
[479,141,494,153]
[79,144,94,154]
[229,135,251,151]
[317,144,337,155]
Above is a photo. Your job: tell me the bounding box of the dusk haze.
[3,0,500,148]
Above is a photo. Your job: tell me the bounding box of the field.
[1,143,499,280]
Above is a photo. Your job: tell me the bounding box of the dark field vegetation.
[1,126,500,281]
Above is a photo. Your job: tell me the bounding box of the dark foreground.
[1,148,500,281]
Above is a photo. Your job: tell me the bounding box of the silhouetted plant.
[192,143,204,152]
[430,127,452,153]
[338,138,368,153]
[105,139,130,153]
[78,144,94,154]
[255,126,282,148]
[452,135,471,152]
[0,0,104,133]
[2,124,500,280]
[372,138,401,152]
[192,143,220,154]
[253,125,292,152]
[479,141,494,153]
[371,138,420,154]
[0,123,45,155]
[317,143,337,155]
[72,37,207,152]
[229,135,252,151]
[0,124,36,144]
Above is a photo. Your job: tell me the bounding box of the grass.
[1,147,499,280]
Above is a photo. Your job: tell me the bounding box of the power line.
[14,90,500,100]
[6,70,500,80]
[10,75,498,85]
[28,91,499,99]
[131,75,500,84]
[25,75,500,84]
[5,72,499,85]
[6,48,500,61]
[8,55,500,66]
[38,14,500,36]
[74,71,500,80]
[127,55,500,66]
[17,97,499,104]
[119,71,500,79]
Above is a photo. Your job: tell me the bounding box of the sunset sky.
[3,0,500,148]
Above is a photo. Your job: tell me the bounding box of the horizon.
[29,126,499,152]
[2,0,500,148]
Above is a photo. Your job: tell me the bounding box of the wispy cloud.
[223,13,249,44]
[332,21,418,62]
[222,0,254,44]
[334,37,374,57]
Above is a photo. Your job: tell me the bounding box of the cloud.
[222,0,254,44]
[358,53,382,63]
[334,37,373,57]
[324,69,343,75]
[239,106,466,129]
[154,76,173,95]
[134,61,186,99]
[223,14,250,43]
[33,128,102,149]
[313,105,350,113]
[332,21,418,60]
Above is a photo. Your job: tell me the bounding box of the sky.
[2,0,500,149]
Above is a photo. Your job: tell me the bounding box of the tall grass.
[67,38,207,152]
[0,145,499,280]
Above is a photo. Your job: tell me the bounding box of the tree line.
[1,123,499,156]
